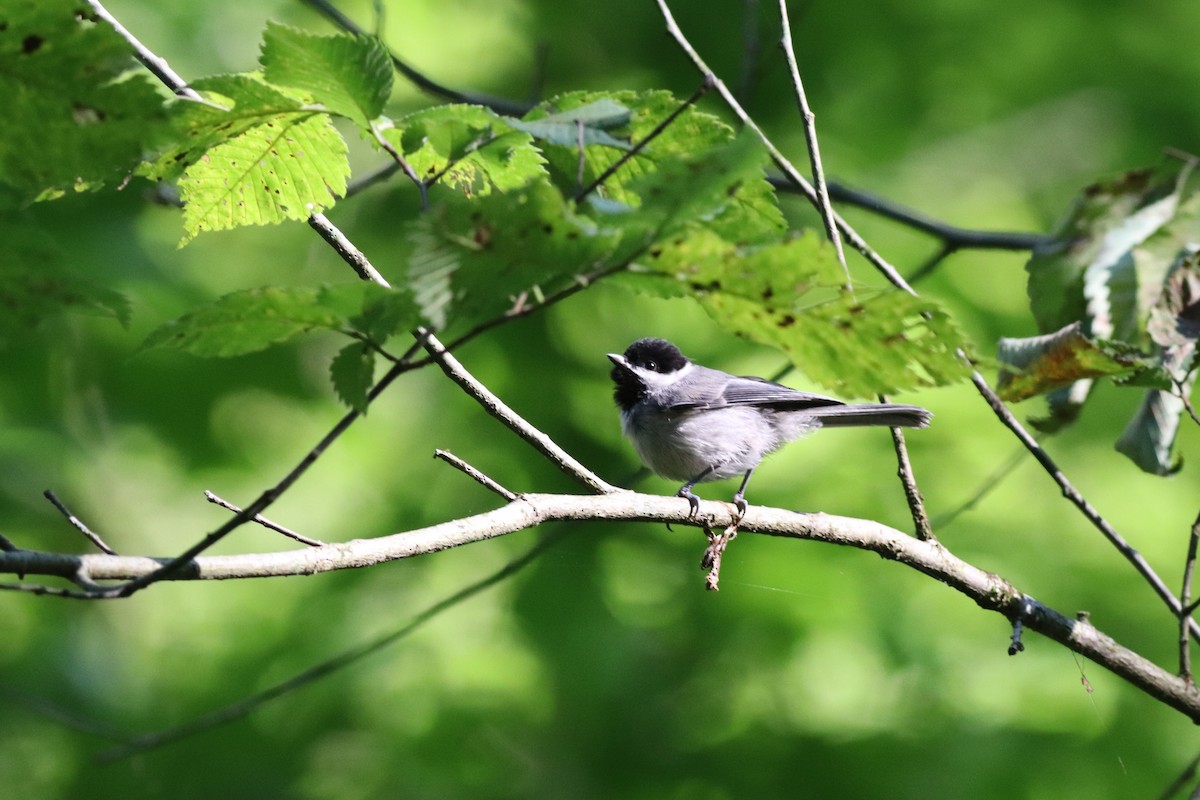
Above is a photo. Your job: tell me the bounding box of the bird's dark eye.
[646,360,657,370]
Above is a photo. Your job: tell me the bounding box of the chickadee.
[608,338,932,517]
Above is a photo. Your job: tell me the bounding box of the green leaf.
[143,74,307,183]
[329,341,376,412]
[613,129,776,245]
[260,21,393,127]
[141,283,403,357]
[177,112,349,243]
[629,229,971,396]
[384,105,547,195]
[406,180,624,330]
[504,99,632,149]
[0,0,169,204]
[1026,165,1187,335]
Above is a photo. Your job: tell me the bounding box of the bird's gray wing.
[671,373,846,411]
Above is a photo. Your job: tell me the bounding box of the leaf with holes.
[177,112,349,243]
[384,105,546,194]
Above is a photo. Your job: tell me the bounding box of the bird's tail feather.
[812,404,932,429]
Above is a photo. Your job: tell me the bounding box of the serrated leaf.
[260,21,392,127]
[141,74,309,183]
[140,283,402,357]
[406,180,623,330]
[178,113,349,243]
[0,0,169,204]
[615,129,774,245]
[504,99,632,149]
[1116,389,1185,475]
[996,322,1154,401]
[1148,253,1200,349]
[628,229,970,396]
[384,105,547,195]
[329,341,375,412]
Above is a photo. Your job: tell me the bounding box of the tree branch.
[3,492,1198,721]
[970,371,1200,643]
[776,0,851,291]
[419,328,618,494]
[654,0,915,296]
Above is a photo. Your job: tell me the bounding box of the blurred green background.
[3,0,1200,797]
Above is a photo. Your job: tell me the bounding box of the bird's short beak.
[607,353,627,369]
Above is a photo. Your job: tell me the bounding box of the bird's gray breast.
[621,403,776,482]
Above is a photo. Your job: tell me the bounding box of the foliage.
[999,162,1200,473]
[3,1,1200,799]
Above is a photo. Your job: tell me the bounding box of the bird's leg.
[731,467,756,521]
[676,466,716,519]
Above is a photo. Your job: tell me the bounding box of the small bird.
[608,338,932,517]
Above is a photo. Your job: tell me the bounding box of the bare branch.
[43,490,118,555]
[85,0,200,101]
[1182,510,1200,682]
[777,0,851,291]
[369,124,429,209]
[654,0,915,296]
[418,328,619,494]
[887,426,933,542]
[434,450,518,501]
[204,491,325,548]
[306,212,392,287]
[4,492,1200,720]
[970,370,1200,643]
[820,180,1049,252]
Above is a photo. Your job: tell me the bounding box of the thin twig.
[807,179,1050,252]
[931,446,1027,529]
[434,450,518,501]
[777,0,851,291]
[112,338,426,598]
[204,491,326,547]
[573,76,714,203]
[654,0,915,296]
[307,212,392,287]
[701,521,738,591]
[43,491,117,555]
[418,329,618,495]
[345,161,402,198]
[0,582,98,600]
[97,531,562,762]
[369,124,429,209]
[970,370,1200,643]
[1,686,128,741]
[0,533,20,552]
[85,0,200,100]
[298,0,531,116]
[887,427,933,542]
[1182,510,1200,682]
